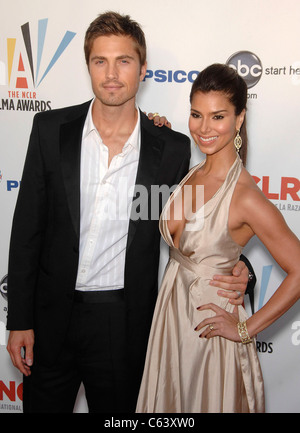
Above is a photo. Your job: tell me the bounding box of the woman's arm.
[196,181,300,341]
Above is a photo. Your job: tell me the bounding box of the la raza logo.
[253,175,300,211]
[0,18,76,111]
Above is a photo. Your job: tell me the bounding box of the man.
[6,12,253,412]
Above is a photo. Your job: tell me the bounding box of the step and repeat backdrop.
[0,0,299,413]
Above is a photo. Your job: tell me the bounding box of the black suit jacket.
[7,101,191,395]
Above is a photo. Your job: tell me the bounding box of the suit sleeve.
[174,137,191,185]
[239,254,257,295]
[7,114,47,330]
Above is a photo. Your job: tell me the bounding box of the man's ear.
[140,61,147,82]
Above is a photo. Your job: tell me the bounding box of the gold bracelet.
[237,321,252,344]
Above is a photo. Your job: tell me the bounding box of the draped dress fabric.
[136,156,265,413]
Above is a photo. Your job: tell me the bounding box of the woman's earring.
[234,130,242,152]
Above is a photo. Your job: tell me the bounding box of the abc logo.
[0,275,7,301]
[226,51,263,88]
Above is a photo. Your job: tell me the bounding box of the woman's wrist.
[237,321,252,344]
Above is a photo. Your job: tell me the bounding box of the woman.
[136,64,300,413]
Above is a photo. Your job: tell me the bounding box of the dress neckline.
[161,155,241,249]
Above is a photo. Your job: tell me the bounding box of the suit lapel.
[126,114,164,251]
[60,105,164,248]
[60,103,89,238]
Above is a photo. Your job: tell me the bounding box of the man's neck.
[92,99,138,139]
[91,99,139,165]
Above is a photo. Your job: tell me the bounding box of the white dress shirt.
[76,101,140,291]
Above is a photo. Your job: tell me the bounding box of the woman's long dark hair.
[190,64,248,165]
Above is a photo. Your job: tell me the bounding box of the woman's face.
[189,90,245,157]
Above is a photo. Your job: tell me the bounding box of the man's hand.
[147,112,171,128]
[210,260,249,305]
[7,330,34,376]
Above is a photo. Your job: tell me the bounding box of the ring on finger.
[209,324,214,331]
[152,112,160,118]
[236,290,242,298]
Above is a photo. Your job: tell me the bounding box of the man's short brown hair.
[84,11,147,66]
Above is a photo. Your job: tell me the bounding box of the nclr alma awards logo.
[0,18,76,112]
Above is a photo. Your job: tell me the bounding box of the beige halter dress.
[136,156,265,413]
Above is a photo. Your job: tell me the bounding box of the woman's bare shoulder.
[235,167,265,202]
[234,166,283,221]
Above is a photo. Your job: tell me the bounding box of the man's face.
[88,34,147,108]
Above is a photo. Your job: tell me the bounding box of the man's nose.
[106,62,118,79]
